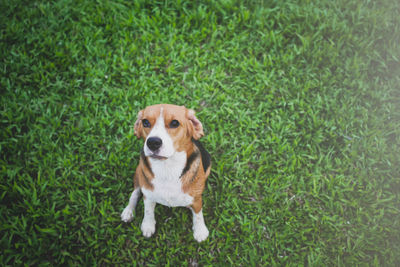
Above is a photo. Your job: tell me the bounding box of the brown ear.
[187,109,204,140]
[134,110,143,139]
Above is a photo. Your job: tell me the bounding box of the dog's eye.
[142,119,151,128]
[169,120,180,128]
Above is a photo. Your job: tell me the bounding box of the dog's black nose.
[147,137,162,151]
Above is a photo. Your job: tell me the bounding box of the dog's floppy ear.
[187,109,204,140]
[134,110,143,139]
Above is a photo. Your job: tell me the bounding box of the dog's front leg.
[121,188,141,222]
[191,199,209,242]
[141,198,156,237]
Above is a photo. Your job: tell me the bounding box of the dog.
[121,104,211,242]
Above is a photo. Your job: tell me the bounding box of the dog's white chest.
[141,152,193,207]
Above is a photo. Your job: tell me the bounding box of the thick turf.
[1,0,399,265]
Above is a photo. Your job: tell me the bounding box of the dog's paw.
[141,220,156,238]
[121,207,134,222]
[193,224,209,242]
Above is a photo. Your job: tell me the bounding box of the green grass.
[1,0,400,265]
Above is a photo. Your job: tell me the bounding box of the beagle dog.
[121,104,211,242]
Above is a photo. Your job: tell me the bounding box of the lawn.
[1,0,400,265]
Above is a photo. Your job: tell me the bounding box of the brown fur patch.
[181,145,211,200]
[136,155,154,190]
[191,197,203,214]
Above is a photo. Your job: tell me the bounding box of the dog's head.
[134,104,204,159]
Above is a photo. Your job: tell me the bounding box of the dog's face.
[134,104,204,159]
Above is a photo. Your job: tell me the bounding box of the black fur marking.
[141,149,153,176]
[192,139,211,173]
[180,150,199,178]
[141,169,152,188]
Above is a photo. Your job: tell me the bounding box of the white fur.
[192,209,209,242]
[144,107,175,158]
[141,198,156,237]
[140,151,195,239]
[141,151,193,207]
[121,188,141,222]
